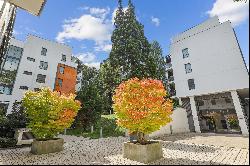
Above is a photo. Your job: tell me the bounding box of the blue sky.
[13,0,249,69]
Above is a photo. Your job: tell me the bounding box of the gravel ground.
[0,133,249,165]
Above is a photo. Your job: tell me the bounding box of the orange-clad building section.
[54,64,77,95]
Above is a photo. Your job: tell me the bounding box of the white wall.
[150,108,190,137]
[4,35,77,114]
[170,17,249,98]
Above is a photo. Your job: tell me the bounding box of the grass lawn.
[65,114,126,139]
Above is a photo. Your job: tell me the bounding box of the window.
[188,79,195,90]
[36,74,46,83]
[61,54,66,62]
[0,85,12,95]
[41,47,47,56]
[39,61,48,70]
[27,57,35,62]
[185,63,192,73]
[182,48,189,58]
[20,86,29,90]
[58,79,63,87]
[23,71,32,75]
[59,67,64,74]
[211,100,216,105]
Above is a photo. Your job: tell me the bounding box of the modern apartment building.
[0,0,16,66]
[167,16,249,135]
[0,35,78,114]
[0,0,46,67]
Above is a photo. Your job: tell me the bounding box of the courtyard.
[0,133,249,165]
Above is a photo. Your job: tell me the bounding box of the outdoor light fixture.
[7,0,46,16]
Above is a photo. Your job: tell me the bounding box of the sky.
[13,0,249,69]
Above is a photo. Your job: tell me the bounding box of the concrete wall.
[170,17,249,98]
[150,107,190,137]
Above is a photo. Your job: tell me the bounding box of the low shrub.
[0,137,17,148]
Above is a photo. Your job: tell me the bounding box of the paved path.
[0,133,249,165]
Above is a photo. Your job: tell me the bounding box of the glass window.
[182,48,189,58]
[20,86,29,90]
[39,61,48,70]
[58,79,63,87]
[59,67,64,74]
[41,48,47,56]
[188,79,195,90]
[185,63,192,73]
[27,57,35,62]
[23,71,32,75]
[61,54,66,62]
[36,74,46,83]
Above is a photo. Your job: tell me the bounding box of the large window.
[182,48,189,59]
[0,85,12,95]
[0,103,9,116]
[185,63,192,73]
[188,79,195,90]
[39,61,48,70]
[20,86,29,90]
[36,74,46,83]
[59,66,64,74]
[61,54,66,62]
[23,71,32,75]
[58,79,63,87]
[27,57,35,62]
[41,47,47,56]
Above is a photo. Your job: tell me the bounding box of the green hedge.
[0,137,17,148]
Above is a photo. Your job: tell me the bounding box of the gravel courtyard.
[0,133,249,165]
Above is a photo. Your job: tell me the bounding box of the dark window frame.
[188,79,195,90]
[36,74,46,84]
[41,47,47,56]
[182,48,189,59]
[23,71,32,75]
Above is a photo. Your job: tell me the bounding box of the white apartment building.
[0,0,16,65]
[0,0,46,67]
[167,16,249,135]
[0,35,78,114]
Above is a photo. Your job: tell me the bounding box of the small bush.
[22,88,81,140]
[0,137,17,148]
[0,106,27,138]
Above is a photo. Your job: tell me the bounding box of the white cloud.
[84,62,101,69]
[95,42,112,52]
[75,52,101,69]
[151,16,160,27]
[90,7,110,20]
[76,52,96,63]
[56,7,113,53]
[207,0,249,27]
[56,14,112,43]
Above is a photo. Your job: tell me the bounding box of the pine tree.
[110,0,150,80]
[147,41,167,86]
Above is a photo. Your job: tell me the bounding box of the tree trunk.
[137,132,148,145]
